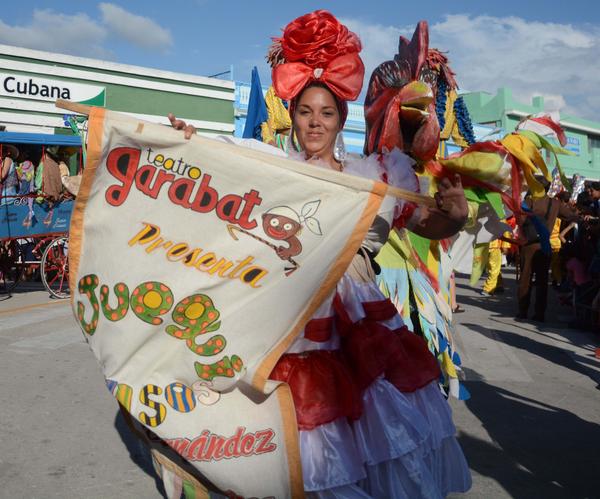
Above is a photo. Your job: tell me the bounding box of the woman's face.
[293,86,341,163]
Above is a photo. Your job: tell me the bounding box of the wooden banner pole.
[54,100,437,207]
[55,99,92,115]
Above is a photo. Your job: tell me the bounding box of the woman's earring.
[333,131,346,163]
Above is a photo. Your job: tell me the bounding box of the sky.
[1,0,599,121]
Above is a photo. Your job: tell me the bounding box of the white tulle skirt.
[279,257,471,497]
[301,379,471,498]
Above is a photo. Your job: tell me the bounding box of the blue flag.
[242,67,268,140]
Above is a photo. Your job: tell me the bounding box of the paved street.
[0,285,162,499]
[1,271,599,498]
[450,269,600,499]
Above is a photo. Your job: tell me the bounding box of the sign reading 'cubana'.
[1,73,105,106]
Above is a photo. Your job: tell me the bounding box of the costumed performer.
[518,190,581,322]
[481,228,511,296]
[171,10,472,498]
[363,21,474,398]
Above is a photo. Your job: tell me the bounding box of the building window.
[589,135,600,152]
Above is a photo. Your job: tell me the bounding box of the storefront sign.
[565,135,580,156]
[0,73,105,106]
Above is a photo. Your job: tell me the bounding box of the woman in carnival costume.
[172,10,471,498]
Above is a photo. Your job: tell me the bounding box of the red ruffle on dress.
[333,293,441,392]
[270,349,362,430]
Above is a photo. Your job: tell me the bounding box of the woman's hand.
[168,113,196,139]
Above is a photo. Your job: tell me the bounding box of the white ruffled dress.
[270,148,472,498]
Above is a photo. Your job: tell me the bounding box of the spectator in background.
[550,192,572,287]
[588,182,600,216]
[573,192,600,276]
[518,192,581,322]
[16,149,35,196]
[0,144,20,205]
[565,244,597,327]
[565,246,591,290]
[504,215,518,267]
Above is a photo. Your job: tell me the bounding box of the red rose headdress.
[268,10,365,114]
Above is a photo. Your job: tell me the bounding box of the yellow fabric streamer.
[427,241,440,283]
[501,134,551,198]
[442,351,458,379]
[380,228,418,267]
[260,86,292,146]
[439,151,505,184]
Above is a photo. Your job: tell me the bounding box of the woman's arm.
[408,175,469,240]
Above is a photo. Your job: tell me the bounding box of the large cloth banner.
[69,108,388,498]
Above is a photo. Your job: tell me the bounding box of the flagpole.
[56,99,91,116]
[54,99,436,207]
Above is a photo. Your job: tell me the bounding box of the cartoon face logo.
[227,200,322,276]
[261,202,322,262]
[262,213,302,240]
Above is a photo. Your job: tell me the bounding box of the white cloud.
[343,14,600,122]
[0,9,109,58]
[524,91,566,113]
[0,5,174,58]
[340,17,412,85]
[99,3,173,52]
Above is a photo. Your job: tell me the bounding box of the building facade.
[5,43,595,180]
[463,87,600,180]
[0,44,234,137]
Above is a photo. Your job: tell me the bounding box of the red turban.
[270,10,364,125]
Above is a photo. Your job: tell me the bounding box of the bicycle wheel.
[0,239,23,294]
[41,236,70,299]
